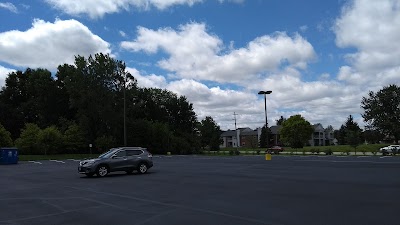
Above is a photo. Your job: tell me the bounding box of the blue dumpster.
[0,148,19,164]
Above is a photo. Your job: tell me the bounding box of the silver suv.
[78,147,153,177]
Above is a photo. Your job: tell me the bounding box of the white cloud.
[119,30,127,38]
[0,18,111,70]
[164,75,365,130]
[20,4,30,10]
[300,25,308,32]
[0,2,17,13]
[0,65,15,88]
[218,0,244,3]
[127,67,167,88]
[120,21,372,130]
[45,0,206,18]
[319,73,330,80]
[334,0,400,85]
[167,79,261,130]
[121,23,316,84]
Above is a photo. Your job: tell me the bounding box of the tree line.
[0,53,221,154]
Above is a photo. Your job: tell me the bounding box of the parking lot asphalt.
[1,155,399,225]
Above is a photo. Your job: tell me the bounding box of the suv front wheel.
[96,165,109,177]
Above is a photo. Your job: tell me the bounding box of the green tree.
[346,130,362,154]
[0,123,13,147]
[37,126,63,155]
[56,53,137,146]
[335,127,346,145]
[361,84,400,143]
[259,125,272,148]
[338,115,363,146]
[63,123,86,154]
[0,68,70,140]
[280,115,314,148]
[95,135,116,154]
[15,123,41,155]
[199,116,221,151]
[363,125,384,144]
[276,116,286,125]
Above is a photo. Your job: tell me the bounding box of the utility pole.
[233,112,239,149]
[233,112,238,130]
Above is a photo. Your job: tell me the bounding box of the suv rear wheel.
[138,163,148,174]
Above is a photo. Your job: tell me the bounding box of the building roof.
[221,130,236,137]
[241,130,258,136]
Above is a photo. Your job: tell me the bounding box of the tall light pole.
[258,90,272,148]
[123,74,127,147]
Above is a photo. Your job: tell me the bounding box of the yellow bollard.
[265,153,271,160]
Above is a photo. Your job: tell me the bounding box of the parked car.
[379,145,400,155]
[266,146,284,154]
[78,147,153,177]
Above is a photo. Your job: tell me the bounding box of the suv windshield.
[98,148,119,159]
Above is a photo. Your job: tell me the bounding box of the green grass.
[18,154,97,161]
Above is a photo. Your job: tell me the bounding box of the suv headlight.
[80,160,96,166]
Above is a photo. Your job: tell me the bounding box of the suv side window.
[127,150,143,156]
[114,150,126,158]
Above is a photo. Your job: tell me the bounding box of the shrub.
[344,149,351,155]
[360,149,367,156]
[256,150,260,155]
[315,148,320,155]
[229,150,234,155]
[0,123,13,147]
[37,126,63,155]
[63,124,86,154]
[324,148,333,155]
[302,149,306,155]
[15,123,41,155]
[235,149,240,155]
[372,149,378,156]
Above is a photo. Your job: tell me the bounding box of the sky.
[0,0,399,131]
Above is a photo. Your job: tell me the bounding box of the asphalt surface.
[0,155,399,225]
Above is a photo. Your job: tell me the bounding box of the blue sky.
[1,0,399,130]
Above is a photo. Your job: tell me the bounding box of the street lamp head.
[258,90,272,95]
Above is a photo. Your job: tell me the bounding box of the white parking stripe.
[28,161,42,164]
[49,160,65,164]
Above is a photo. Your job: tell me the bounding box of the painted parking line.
[357,156,371,158]
[28,161,42,165]
[49,160,65,164]
[296,160,400,164]
[380,156,392,159]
